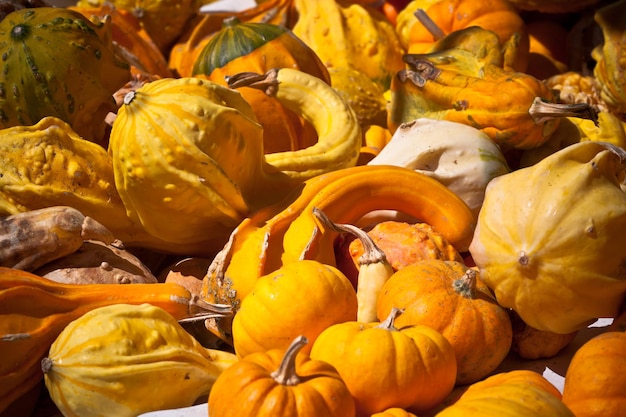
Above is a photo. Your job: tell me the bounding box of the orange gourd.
[0,267,231,414]
[376,259,512,385]
[562,331,626,416]
[310,308,457,416]
[208,335,356,417]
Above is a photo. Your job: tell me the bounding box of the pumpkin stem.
[271,335,308,386]
[414,8,446,41]
[226,68,280,96]
[529,97,598,125]
[41,357,53,374]
[452,268,478,299]
[376,307,404,330]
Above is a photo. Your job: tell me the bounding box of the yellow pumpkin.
[231,260,357,358]
[469,141,626,334]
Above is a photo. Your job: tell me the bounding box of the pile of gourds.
[1,0,626,416]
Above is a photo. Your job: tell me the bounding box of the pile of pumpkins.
[1,0,626,416]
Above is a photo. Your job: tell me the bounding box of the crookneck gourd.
[109,69,361,256]
[469,141,626,334]
[388,26,596,150]
[0,7,131,145]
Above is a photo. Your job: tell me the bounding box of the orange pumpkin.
[398,0,529,72]
[376,259,512,385]
[562,331,626,416]
[208,335,356,417]
[310,308,457,416]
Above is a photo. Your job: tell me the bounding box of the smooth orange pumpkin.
[310,308,457,416]
[208,335,356,417]
[562,331,626,416]
[376,259,512,385]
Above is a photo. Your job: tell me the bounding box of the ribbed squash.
[0,7,130,144]
[292,0,406,90]
[192,16,328,154]
[108,77,274,255]
[42,303,238,417]
[0,116,172,252]
[469,141,626,334]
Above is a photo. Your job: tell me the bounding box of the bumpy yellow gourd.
[42,303,238,417]
[470,141,626,334]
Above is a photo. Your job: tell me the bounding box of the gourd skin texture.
[469,141,626,334]
[43,303,237,417]
[231,260,358,358]
[562,331,626,416]
[0,7,130,144]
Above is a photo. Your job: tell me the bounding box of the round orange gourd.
[376,259,512,385]
[397,0,529,72]
[372,407,419,417]
[310,308,457,416]
[562,331,626,416]
[231,260,358,358]
[208,335,356,417]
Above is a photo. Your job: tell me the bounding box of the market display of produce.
[1,0,625,416]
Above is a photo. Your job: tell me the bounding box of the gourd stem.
[271,335,308,386]
[312,207,386,266]
[414,8,446,41]
[226,68,280,96]
[376,307,404,330]
[529,97,598,125]
[452,269,477,299]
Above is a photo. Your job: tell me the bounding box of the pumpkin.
[0,7,131,144]
[525,19,569,80]
[231,260,357,358]
[509,309,579,360]
[70,2,173,78]
[191,16,329,154]
[310,308,457,416]
[469,141,626,334]
[42,303,238,417]
[76,0,197,53]
[372,408,418,417]
[208,335,356,417]
[562,331,626,416]
[435,370,575,416]
[169,0,297,78]
[376,259,512,385]
[0,267,231,414]
[396,0,529,72]
[591,0,626,117]
[292,0,406,90]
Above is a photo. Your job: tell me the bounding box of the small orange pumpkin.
[207,335,356,417]
[562,331,626,416]
[376,259,513,385]
[310,308,457,416]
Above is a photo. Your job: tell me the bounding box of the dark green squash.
[0,7,131,145]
